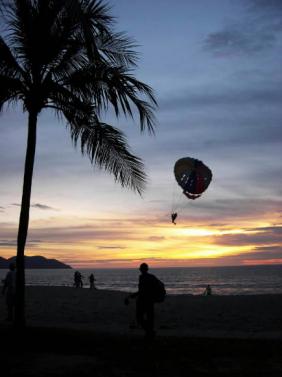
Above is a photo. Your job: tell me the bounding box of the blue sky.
[0,0,281,267]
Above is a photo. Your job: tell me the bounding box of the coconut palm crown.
[0,0,157,327]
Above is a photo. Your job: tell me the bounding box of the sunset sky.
[0,0,281,268]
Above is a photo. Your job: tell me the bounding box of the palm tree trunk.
[15,110,37,328]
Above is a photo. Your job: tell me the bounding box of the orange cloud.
[0,214,281,268]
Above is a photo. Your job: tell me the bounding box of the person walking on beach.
[125,263,166,340]
[2,262,16,321]
[74,271,83,288]
[89,273,96,289]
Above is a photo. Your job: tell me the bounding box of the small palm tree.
[0,0,157,328]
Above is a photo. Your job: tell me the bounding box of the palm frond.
[65,0,113,61]
[1,0,157,195]
[69,117,147,195]
[0,0,6,9]
[7,0,34,71]
[98,31,139,67]
[5,1,75,79]
[0,74,24,111]
[48,87,147,194]
[33,1,89,76]
[44,38,87,84]
[45,76,96,129]
[60,62,157,133]
[0,0,8,15]
[0,36,27,81]
[95,66,157,133]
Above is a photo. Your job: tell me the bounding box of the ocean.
[1,265,282,295]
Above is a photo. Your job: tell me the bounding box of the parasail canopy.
[174,157,212,200]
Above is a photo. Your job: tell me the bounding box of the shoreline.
[2,264,282,296]
[23,284,282,294]
[23,284,282,297]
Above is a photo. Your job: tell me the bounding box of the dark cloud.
[76,257,183,265]
[147,236,165,242]
[213,226,282,246]
[0,240,17,247]
[11,202,57,210]
[81,258,144,264]
[0,239,41,248]
[97,246,126,250]
[160,84,282,111]
[182,199,282,221]
[31,203,57,210]
[204,0,282,57]
[213,245,282,264]
[69,253,282,266]
[0,206,5,212]
[196,246,282,265]
[248,0,282,14]
[0,219,154,244]
[204,27,275,56]
[246,245,282,260]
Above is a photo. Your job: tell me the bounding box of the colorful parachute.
[174,157,212,200]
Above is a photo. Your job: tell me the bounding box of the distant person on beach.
[203,284,212,296]
[89,273,96,289]
[74,271,83,288]
[2,262,16,321]
[125,263,166,340]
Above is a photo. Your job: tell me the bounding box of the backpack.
[153,278,166,303]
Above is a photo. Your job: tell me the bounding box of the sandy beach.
[1,286,281,338]
[1,287,282,376]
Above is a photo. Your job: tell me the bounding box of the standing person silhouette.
[2,262,16,321]
[125,263,159,340]
[74,271,83,288]
[89,273,96,289]
[203,284,212,296]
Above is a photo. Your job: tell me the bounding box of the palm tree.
[0,0,157,328]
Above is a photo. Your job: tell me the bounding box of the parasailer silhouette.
[171,157,212,223]
[171,212,177,225]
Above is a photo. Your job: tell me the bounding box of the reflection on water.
[1,265,282,295]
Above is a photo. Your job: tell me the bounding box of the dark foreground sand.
[1,286,281,338]
[1,287,282,376]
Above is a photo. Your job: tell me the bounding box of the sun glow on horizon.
[0,214,280,268]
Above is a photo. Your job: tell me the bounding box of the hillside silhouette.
[0,256,71,269]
